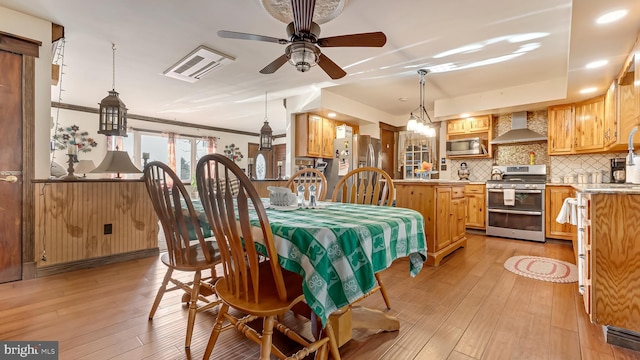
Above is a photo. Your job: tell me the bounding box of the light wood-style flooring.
[1,233,639,360]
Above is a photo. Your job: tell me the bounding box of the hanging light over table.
[98,43,128,137]
[406,69,436,138]
[259,91,273,150]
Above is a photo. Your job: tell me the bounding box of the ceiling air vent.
[163,45,235,83]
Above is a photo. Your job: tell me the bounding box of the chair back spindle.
[196,154,288,304]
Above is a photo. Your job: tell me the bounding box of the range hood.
[490,111,547,144]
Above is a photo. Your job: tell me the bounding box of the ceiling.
[1,0,640,135]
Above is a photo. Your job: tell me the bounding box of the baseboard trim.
[605,326,640,351]
[36,248,159,277]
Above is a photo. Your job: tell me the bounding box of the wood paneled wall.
[34,180,158,268]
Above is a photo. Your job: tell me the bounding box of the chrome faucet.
[628,126,638,166]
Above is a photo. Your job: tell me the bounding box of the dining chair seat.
[214,261,305,316]
[158,240,219,272]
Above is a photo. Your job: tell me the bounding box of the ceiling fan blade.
[260,54,289,74]
[291,0,315,34]
[317,32,387,47]
[218,30,287,44]
[317,53,347,80]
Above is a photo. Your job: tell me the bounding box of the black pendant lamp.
[259,91,273,150]
[98,43,128,137]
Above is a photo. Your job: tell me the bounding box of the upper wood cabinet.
[295,114,335,158]
[548,96,605,155]
[446,115,491,135]
[548,105,574,154]
[446,115,493,158]
[574,96,605,152]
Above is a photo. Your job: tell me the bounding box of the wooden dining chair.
[285,168,328,201]
[196,154,340,360]
[331,166,395,309]
[143,161,221,349]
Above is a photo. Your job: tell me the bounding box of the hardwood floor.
[1,233,639,359]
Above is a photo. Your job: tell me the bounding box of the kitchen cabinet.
[394,181,467,266]
[577,191,640,343]
[295,113,335,158]
[547,105,574,154]
[603,46,640,152]
[547,96,605,155]
[464,184,485,229]
[446,115,493,158]
[574,96,605,152]
[544,186,576,242]
[403,143,431,179]
[446,116,490,135]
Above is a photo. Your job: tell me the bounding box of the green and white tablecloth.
[250,200,427,325]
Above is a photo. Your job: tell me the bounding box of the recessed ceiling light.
[327,112,337,118]
[398,97,408,102]
[596,10,628,24]
[461,113,470,118]
[580,87,598,94]
[586,60,608,69]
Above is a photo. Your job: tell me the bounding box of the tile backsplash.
[446,111,627,183]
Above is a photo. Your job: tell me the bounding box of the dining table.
[188,198,427,343]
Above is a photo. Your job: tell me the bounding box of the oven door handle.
[487,189,542,194]
[488,208,543,216]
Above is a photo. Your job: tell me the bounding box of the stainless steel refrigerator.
[325,134,381,199]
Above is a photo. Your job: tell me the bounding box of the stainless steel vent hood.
[490,111,547,144]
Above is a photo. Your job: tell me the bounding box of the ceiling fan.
[217,0,387,79]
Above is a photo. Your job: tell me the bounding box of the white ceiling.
[1,0,639,135]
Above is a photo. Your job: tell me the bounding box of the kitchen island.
[394,179,469,266]
[572,183,640,350]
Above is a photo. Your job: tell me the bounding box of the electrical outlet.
[104,224,113,235]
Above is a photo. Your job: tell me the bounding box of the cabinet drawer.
[452,187,465,199]
[464,184,485,194]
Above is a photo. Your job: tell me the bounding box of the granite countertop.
[393,179,470,184]
[570,183,640,194]
[547,182,640,194]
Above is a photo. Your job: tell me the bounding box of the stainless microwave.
[446,138,487,156]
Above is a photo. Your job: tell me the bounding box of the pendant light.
[406,69,436,137]
[98,43,128,137]
[259,91,273,150]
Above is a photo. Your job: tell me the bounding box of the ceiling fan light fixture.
[286,42,320,72]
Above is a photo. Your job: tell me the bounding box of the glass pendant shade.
[286,42,320,73]
[98,90,128,136]
[406,114,418,131]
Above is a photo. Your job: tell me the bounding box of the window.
[141,134,168,164]
[175,138,191,181]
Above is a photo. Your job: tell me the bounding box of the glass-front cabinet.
[399,131,436,179]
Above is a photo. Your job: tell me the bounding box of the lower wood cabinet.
[464,184,485,229]
[580,192,640,338]
[545,186,577,241]
[395,181,467,266]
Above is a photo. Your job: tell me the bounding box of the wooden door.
[379,123,397,179]
[545,186,576,240]
[446,119,466,135]
[308,115,322,157]
[273,143,286,178]
[0,50,23,283]
[574,96,605,152]
[451,198,466,241]
[548,105,574,154]
[435,187,452,251]
[321,118,335,158]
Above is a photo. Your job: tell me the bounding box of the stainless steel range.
[486,165,546,242]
